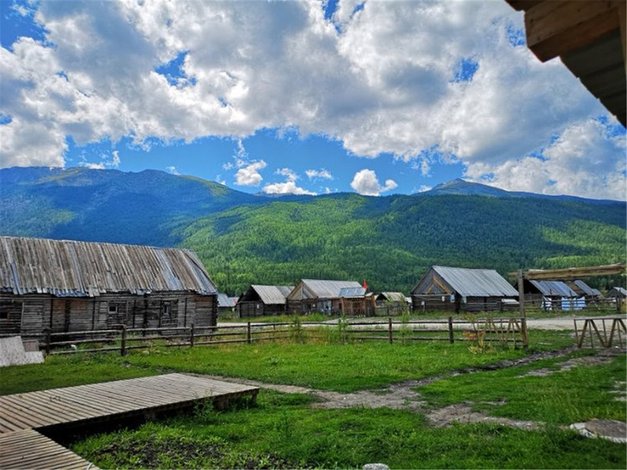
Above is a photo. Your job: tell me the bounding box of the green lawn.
[72,390,626,469]
[2,332,624,469]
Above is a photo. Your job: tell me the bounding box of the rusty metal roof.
[432,266,519,298]
[0,236,217,297]
[377,292,407,302]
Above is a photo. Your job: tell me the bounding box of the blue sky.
[0,0,625,199]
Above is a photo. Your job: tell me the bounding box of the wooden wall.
[236,301,286,318]
[0,292,217,335]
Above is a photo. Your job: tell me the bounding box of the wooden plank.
[0,429,98,470]
[0,374,258,434]
[525,0,622,62]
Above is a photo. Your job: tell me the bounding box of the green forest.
[1,167,625,294]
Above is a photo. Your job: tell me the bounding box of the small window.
[108,303,118,314]
[162,302,171,316]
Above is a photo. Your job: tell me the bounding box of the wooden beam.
[619,2,626,75]
[525,0,622,62]
[510,263,626,281]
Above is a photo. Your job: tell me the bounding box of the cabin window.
[162,302,171,317]
[0,301,22,321]
[108,303,118,314]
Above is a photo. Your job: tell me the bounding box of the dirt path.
[202,347,626,443]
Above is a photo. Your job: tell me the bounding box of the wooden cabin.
[217,293,238,316]
[0,236,218,335]
[566,280,602,300]
[375,292,409,316]
[235,285,293,318]
[522,280,579,311]
[411,266,519,313]
[286,279,373,315]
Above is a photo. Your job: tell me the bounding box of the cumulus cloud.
[165,165,180,175]
[350,169,397,196]
[465,119,626,200]
[306,168,333,180]
[235,160,266,186]
[262,167,315,195]
[78,150,120,170]
[0,0,622,199]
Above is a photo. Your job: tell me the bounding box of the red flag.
[362,279,368,290]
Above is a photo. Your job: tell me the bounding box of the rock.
[570,419,627,444]
[363,464,390,470]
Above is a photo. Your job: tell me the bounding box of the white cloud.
[306,168,333,180]
[77,150,120,170]
[263,180,316,196]
[0,0,622,199]
[465,119,627,200]
[262,167,315,195]
[165,165,180,175]
[417,185,432,193]
[276,167,298,181]
[235,160,266,186]
[350,169,397,196]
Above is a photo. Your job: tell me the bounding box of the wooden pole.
[190,323,195,347]
[247,321,252,344]
[120,325,127,356]
[517,270,528,349]
[448,316,454,344]
[388,317,393,344]
[43,328,51,355]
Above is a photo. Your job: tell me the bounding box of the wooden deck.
[0,373,258,434]
[0,374,258,469]
[0,429,98,470]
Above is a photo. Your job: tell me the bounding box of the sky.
[0,0,625,200]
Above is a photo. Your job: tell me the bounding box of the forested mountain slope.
[1,167,624,293]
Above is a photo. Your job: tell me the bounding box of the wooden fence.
[574,316,626,349]
[23,317,527,355]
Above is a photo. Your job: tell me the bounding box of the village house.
[286,279,374,315]
[566,280,602,300]
[522,280,580,311]
[375,292,409,315]
[411,266,519,313]
[235,285,294,318]
[217,293,238,316]
[0,236,218,335]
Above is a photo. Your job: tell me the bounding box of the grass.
[3,332,624,468]
[1,330,573,395]
[72,390,626,469]
[420,350,627,425]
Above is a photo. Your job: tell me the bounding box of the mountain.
[1,167,625,293]
[0,167,261,246]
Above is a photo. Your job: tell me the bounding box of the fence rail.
[17,317,528,355]
[574,316,626,349]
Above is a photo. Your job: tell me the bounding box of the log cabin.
[0,236,218,335]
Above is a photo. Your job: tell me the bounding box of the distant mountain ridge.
[1,167,625,293]
[425,178,621,204]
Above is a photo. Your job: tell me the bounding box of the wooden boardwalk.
[0,429,98,470]
[0,374,258,469]
[0,373,258,433]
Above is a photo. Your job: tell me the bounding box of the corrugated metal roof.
[529,280,577,298]
[571,280,601,297]
[0,236,217,297]
[432,266,519,297]
[608,287,627,297]
[217,293,237,308]
[250,285,294,305]
[377,292,407,302]
[300,279,362,299]
[339,287,366,298]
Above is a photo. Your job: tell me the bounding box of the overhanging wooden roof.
[506,0,626,125]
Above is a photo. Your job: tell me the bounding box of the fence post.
[388,317,393,344]
[43,328,51,355]
[190,323,195,347]
[448,316,454,344]
[247,321,252,344]
[120,325,127,356]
